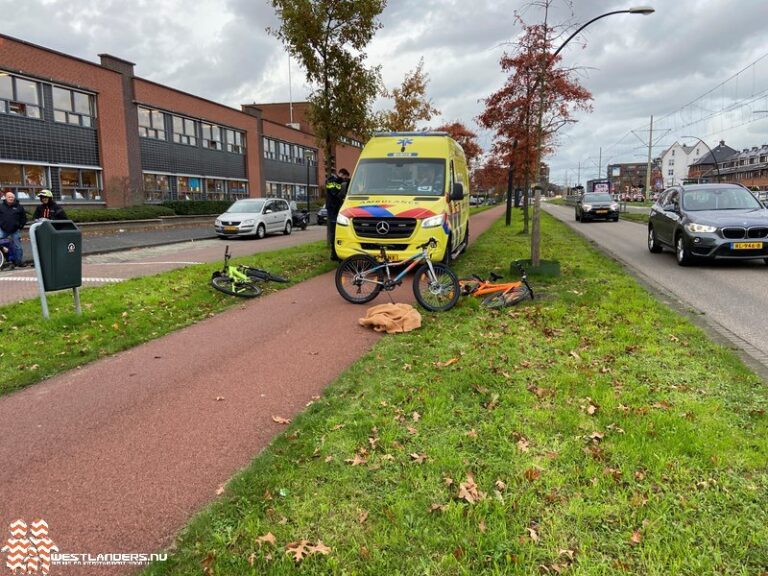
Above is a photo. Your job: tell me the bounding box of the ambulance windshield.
[348,158,446,196]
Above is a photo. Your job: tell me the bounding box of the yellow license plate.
[732,242,763,249]
[595,209,608,214]
[224,226,238,233]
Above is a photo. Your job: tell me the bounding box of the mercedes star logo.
[375,221,390,235]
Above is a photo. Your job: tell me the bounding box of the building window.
[177,176,203,200]
[143,173,170,202]
[225,129,246,154]
[227,180,248,200]
[263,138,276,159]
[668,169,674,176]
[53,86,96,127]
[138,106,166,140]
[172,116,197,146]
[201,123,222,150]
[669,159,674,167]
[0,72,41,119]
[206,178,226,200]
[279,142,291,162]
[60,168,101,201]
[0,163,49,199]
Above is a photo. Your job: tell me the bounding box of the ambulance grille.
[353,217,417,239]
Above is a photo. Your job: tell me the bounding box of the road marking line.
[84,261,203,265]
[0,277,125,283]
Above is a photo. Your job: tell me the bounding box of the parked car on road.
[647,183,768,266]
[316,204,328,226]
[215,198,293,239]
[575,192,620,222]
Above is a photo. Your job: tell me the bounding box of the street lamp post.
[682,136,722,183]
[306,151,314,213]
[530,5,654,265]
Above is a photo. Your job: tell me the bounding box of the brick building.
[0,33,362,209]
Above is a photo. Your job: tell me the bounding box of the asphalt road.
[543,201,768,376]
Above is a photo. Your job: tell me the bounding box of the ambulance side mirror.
[450,182,464,201]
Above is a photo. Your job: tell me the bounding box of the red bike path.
[0,206,504,575]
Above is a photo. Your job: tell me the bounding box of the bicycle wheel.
[243,267,289,283]
[413,263,460,312]
[211,275,263,298]
[335,254,383,304]
[482,285,532,309]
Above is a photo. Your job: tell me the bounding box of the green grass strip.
[0,242,335,396]
[144,213,768,575]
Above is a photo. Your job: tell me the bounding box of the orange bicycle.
[458,263,534,308]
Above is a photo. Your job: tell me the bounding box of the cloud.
[2,0,768,183]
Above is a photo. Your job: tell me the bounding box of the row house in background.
[0,33,363,209]
[659,141,700,187]
[686,140,738,184]
[715,143,768,189]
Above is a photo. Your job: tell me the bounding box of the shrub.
[62,206,176,223]
[160,200,232,215]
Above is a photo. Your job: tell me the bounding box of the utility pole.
[577,161,581,187]
[598,147,602,179]
[645,115,653,196]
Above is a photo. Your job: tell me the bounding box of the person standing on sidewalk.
[32,189,68,221]
[0,191,27,267]
[325,167,350,261]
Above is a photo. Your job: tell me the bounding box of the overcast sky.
[3,0,768,185]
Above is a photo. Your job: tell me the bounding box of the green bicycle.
[210,246,289,298]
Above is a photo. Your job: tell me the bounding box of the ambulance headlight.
[421,214,445,228]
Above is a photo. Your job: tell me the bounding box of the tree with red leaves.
[478,9,592,235]
[434,122,483,171]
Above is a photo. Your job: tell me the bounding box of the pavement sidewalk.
[0,206,505,575]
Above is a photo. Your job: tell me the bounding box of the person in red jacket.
[32,190,68,221]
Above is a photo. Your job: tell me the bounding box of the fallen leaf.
[457,473,485,504]
[381,454,395,461]
[516,437,530,453]
[443,476,454,486]
[215,484,225,495]
[527,527,540,543]
[434,357,460,368]
[406,426,418,435]
[345,453,367,466]
[358,510,369,524]
[285,540,312,563]
[409,452,427,464]
[524,468,542,482]
[332,423,345,430]
[479,519,487,533]
[588,431,604,442]
[429,503,448,513]
[256,532,276,547]
[272,416,291,425]
[412,411,421,422]
[324,455,333,462]
[308,541,331,556]
[402,363,412,371]
[201,551,215,575]
[495,479,507,491]
[629,530,643,545]
[466,429,478,438]
[215,396,225,401]
[569,350,581,361]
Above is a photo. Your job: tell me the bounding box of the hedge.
[160,200,232,215]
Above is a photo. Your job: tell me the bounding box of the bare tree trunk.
[523,166,530,235]
[531,187,541,267]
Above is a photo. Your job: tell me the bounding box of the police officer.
[325,168,349,261]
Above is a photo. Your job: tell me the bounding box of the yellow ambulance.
[334,132,470,264]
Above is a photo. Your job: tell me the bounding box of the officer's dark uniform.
[325,171,347,260]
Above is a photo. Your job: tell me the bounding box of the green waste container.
[34,220,82,291]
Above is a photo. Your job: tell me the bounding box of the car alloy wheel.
[648,226,662,253]
[675,234,692,266]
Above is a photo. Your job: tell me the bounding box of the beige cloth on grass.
[358,303,422,334]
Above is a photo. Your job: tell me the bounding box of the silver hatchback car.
[215,198,293,239]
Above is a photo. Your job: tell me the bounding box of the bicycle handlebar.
[417,237,438,250]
